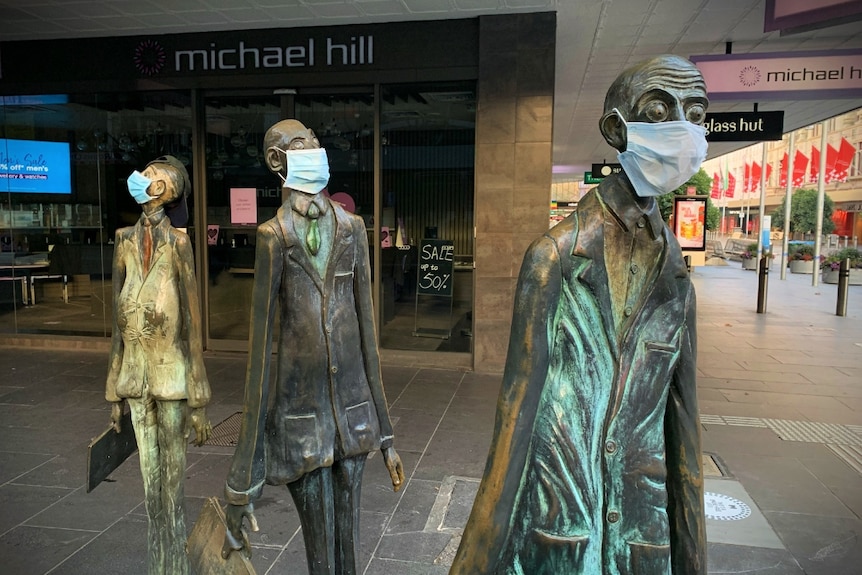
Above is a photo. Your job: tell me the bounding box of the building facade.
[0,12,556,373]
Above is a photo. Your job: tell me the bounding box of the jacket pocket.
[344,401,379,455]
[628,541,671,575]
[521,529,589,574]
[267,412,322,484]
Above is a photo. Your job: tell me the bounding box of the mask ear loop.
[612,107,628,128]
[268,146,288,184]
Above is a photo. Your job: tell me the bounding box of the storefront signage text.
[174,36,374,72]
[690,49,862,100]
[703,111,784,141]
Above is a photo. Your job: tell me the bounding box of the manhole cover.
[704,492,751,521]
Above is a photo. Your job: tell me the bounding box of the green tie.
[306,203,321,256]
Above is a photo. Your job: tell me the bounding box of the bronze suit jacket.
[106,213,210,408]
[225,198,394,505]
[450,176,705,575]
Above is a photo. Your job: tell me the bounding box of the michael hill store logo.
[134,39,167,76]
[736,62,861,88]
[131,35,375,77]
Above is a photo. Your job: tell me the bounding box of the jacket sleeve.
[351,215,394,449]
[450,235,561,574]
[175,231,210,408]
[105,231,127,403]
[225,222,283,505]
[665,285,707,574]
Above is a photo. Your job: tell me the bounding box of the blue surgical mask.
[274,147,330,195]
[614,108,708,197]
[127,170,153,204]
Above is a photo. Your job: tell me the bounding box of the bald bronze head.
[599,54,708,152]
[264,119,321,178]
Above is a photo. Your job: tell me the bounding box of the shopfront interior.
[0,81,475,354]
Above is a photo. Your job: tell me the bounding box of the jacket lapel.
[571,193,619,359]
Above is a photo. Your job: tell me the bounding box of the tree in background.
[770,188,835,236]
[657,168,721,230]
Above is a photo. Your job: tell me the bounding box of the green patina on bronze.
[450,55,707,575]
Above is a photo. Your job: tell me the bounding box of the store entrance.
[202,89,375,347]
[200,83,474,355]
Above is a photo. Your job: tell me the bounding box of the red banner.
[792,150,808,187]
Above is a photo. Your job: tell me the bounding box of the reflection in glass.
[0,92,192,337]
[379,82,476,353]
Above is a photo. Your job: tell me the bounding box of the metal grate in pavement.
[206,411,242,447]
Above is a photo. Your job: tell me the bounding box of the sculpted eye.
[686,104,706,125]
[645,101,668,122]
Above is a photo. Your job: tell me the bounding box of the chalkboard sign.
[417,239,455,297]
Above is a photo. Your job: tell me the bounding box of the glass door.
[378,82,476,353]
[202,90,374,347]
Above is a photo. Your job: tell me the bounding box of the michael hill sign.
[690,49,862,100]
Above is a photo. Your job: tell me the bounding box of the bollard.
[756,255,769,314]
[684,255,691,273]
[837,258,850,317]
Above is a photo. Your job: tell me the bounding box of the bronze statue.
[449,55,709,574]
[222,119,404,575]
[105,155,212,575]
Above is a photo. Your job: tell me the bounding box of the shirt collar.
[600,175,664,240]
[290,190,329,218]
[140,208,167,228]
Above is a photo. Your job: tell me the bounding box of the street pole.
[758,142,767,259]
[781,132,794,280]
[813,120,827,287]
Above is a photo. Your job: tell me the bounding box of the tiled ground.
[0,264,860,574]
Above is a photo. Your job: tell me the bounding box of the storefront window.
[379,82,475,353]
[204,91,374,345]
[0,92,192,337]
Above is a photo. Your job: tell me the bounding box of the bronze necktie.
[143,219,153,272]
[306,203,321,256]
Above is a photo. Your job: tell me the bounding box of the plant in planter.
[822,248,862,285]
[740,242,759,270]
[787,243,816,274]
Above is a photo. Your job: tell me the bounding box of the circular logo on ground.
[704,492,751,521]
[134,39,167,76]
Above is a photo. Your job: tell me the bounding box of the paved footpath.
[0,264,860,574]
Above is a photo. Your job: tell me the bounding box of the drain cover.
[705,492,751,521]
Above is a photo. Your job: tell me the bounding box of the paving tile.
[0,525,98,575]
[46,514,149,574]
[719,451,855,518]
[0,483,73,536]
[706,542,804,574]
[797,453,862,518]
[765,512,862,575]
[0,450,54,485]
[412,428,489,482]
[375,530,453,563]
[365,557,451,575]
[385,478,440,534]
[25,484,142,531]
[704,478,784,549]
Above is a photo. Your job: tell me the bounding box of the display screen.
[673,195,707,251]
[0,138,73,194]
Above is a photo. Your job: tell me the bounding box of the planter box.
[742,258,757,270]
[822,268,862,285]
[789,260,815,274]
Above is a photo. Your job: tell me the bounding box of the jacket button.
[624,306,633,317]
[607,510,620,523]
[605,440,617,454]
[630,264,639,274]
[325,325,332,334]
[637,218,646,229]
[330,366,338,374]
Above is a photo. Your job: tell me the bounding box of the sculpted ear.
[599,111,627,152]
[265,146,285,176]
